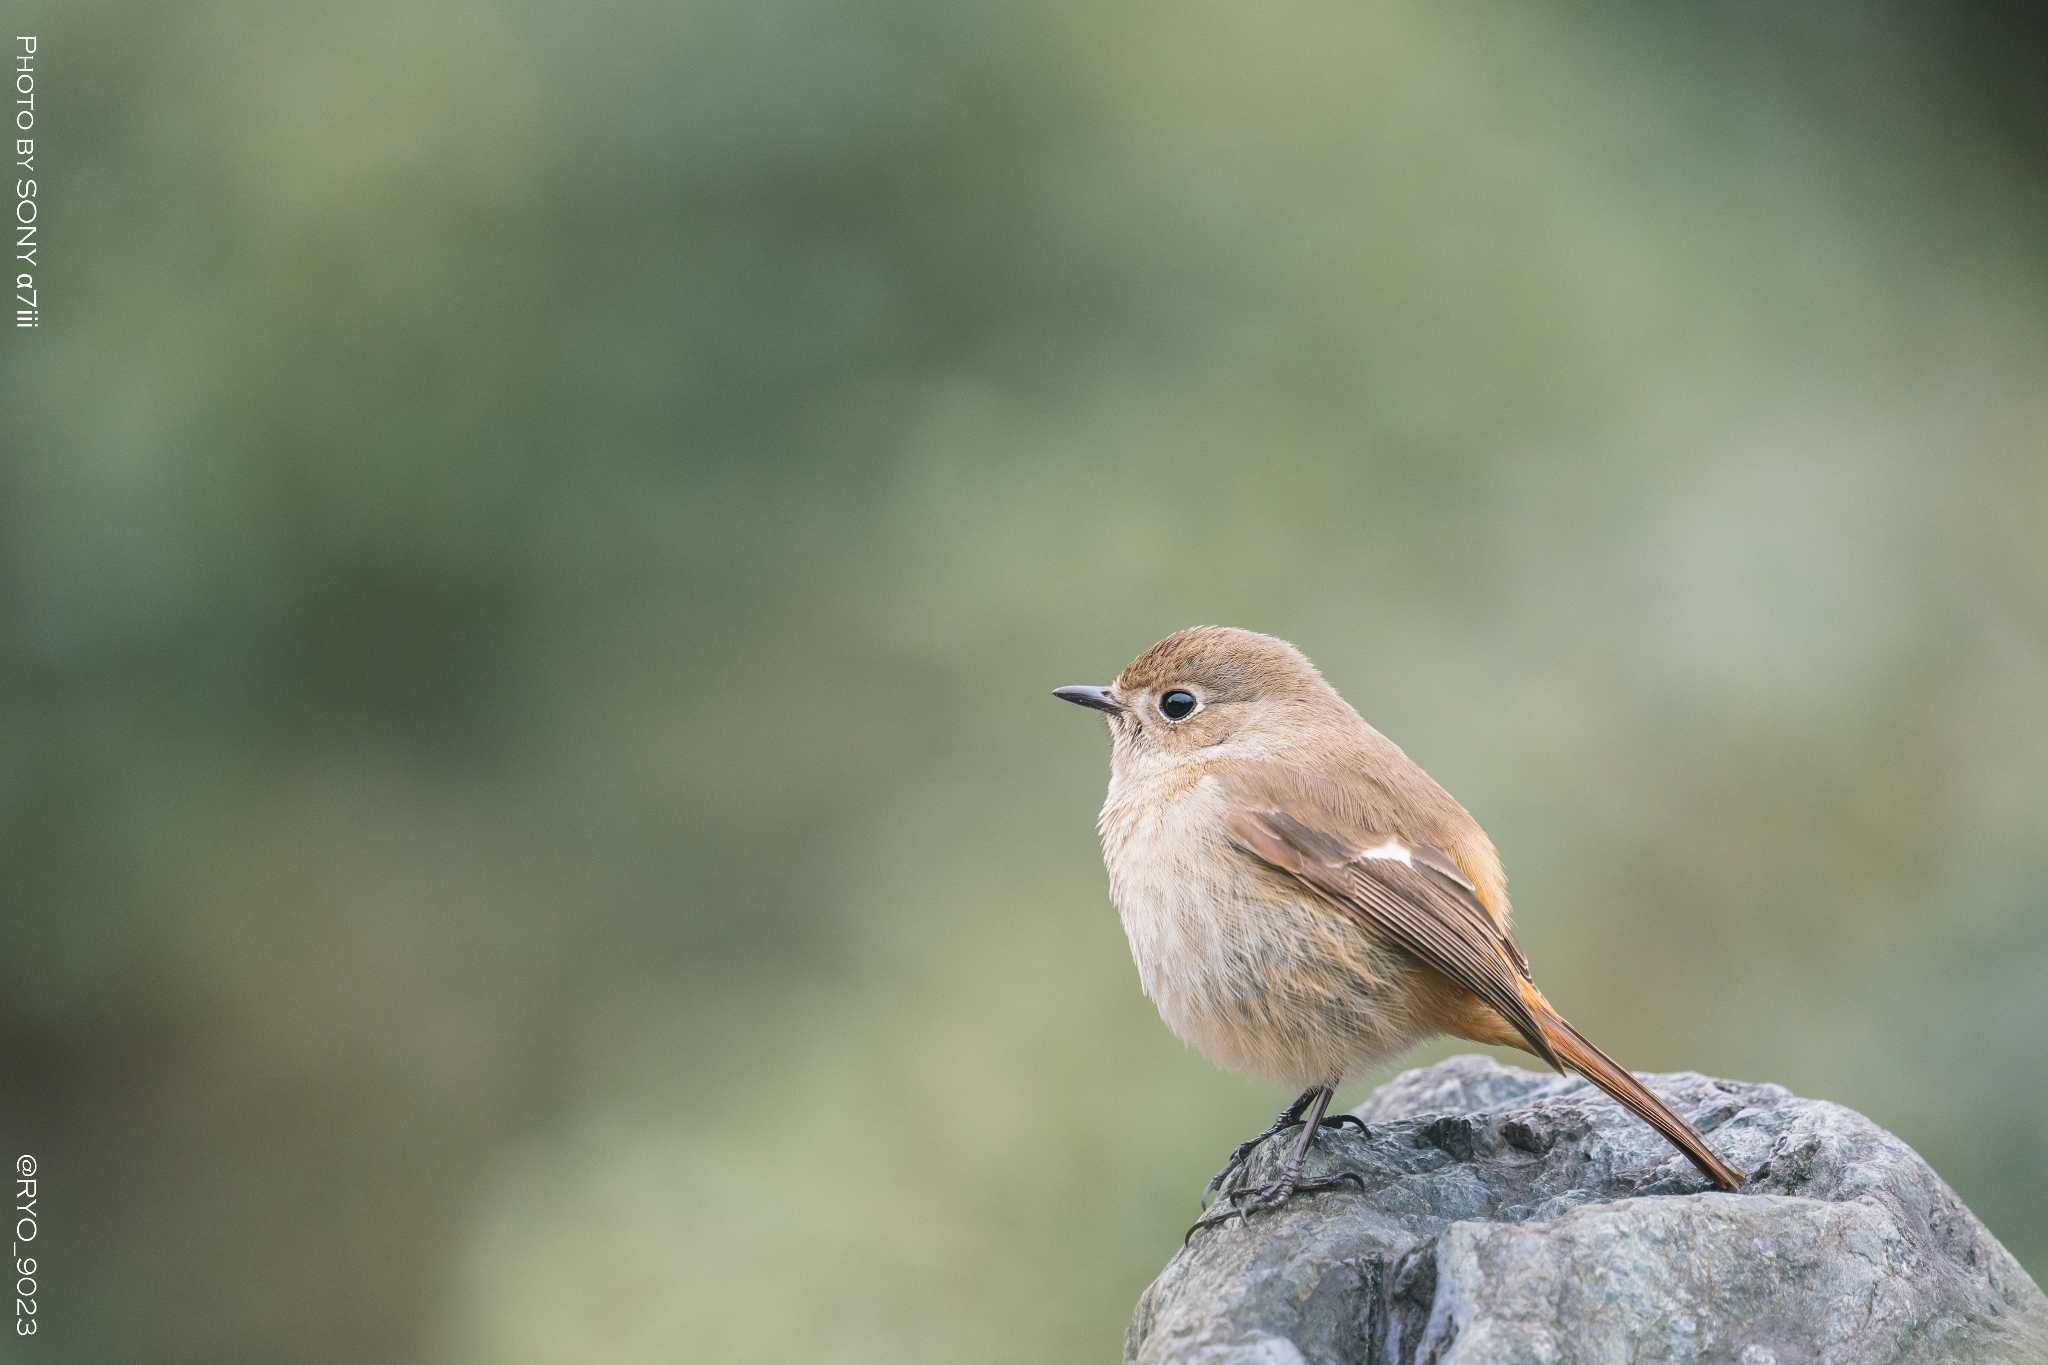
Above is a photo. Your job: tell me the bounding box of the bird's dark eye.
[1159,690,1197,720]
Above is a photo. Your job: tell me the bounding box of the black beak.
[1053,684,1122,714]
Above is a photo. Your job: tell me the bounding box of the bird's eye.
[1159,690,1197,720]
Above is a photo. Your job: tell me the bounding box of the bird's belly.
[1105,800,1425,1086]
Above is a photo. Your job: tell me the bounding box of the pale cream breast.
[1098,764,1433,1087]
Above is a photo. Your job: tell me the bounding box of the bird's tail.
[1523,985,1745,1192]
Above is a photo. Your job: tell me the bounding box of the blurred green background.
[4,2,2046,1361]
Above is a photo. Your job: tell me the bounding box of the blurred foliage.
[3,2,2046,1362]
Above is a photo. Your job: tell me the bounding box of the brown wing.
[1224,805,1561,1070]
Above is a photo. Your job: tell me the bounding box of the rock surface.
[1126,1056,2047,1365]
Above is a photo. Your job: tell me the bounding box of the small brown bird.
[1055,626,1744,1230]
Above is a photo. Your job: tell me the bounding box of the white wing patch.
[1360,838,1413,866]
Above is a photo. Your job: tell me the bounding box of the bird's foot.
[1201,1113,1368,1204]
[1202,1132,1281,1203]
[1184,1168,1365,1244]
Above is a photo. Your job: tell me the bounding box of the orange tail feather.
[1524,990,1745,1191]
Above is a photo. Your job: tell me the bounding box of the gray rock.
[1127,1056,2048,1365]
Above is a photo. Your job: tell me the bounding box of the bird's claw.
[1202,1137,1271,1202]
[1200,1114,1369,1206]
[1184,1170,1366,1244]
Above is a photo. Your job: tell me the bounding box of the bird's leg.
[1187,1084,1365,1241]
[1203,1087,1370,1204]
[1201,1086,1322,1204]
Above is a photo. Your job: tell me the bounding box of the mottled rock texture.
[1127,1056,2046,1365]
